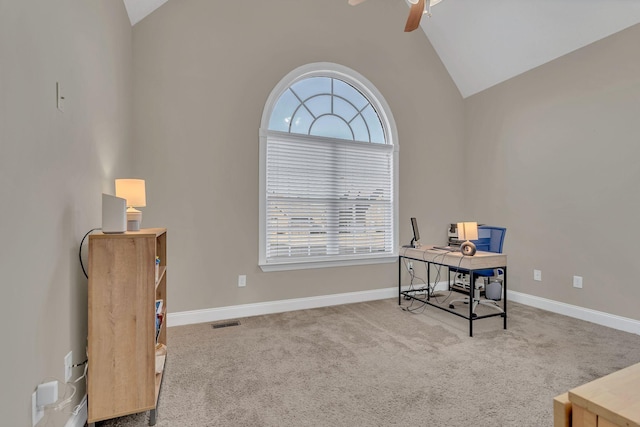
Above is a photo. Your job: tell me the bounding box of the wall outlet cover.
[32,392,44,427]
[534,269,542,281]
[573,276,583,288]
[65,351,73,382]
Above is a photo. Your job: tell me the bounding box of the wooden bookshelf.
[87,228,167,426]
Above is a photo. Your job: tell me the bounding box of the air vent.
[211,321,240,329]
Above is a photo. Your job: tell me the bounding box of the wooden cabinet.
[87,228,167,426]
[554,362,640,427]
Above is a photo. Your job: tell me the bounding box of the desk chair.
[448,226,506,316]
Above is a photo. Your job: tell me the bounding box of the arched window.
[259,63,398,271]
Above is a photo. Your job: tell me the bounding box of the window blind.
[265,133,394,264]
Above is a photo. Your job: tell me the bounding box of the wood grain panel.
[554,392,572,427]
[88,229,167,423]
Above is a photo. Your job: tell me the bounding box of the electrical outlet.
[573,275,583,289]
[408,262,413,271]
[533,269,542,281]
[64,351,73,382]
[32,391,44,426]
[238,275,246,287]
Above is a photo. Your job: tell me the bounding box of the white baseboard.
[168,280,453,327]
[167,286,640,336]
[508,290,640,335]
[64,394,87,427]
[168,287,403,327]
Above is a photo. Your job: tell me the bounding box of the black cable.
[400,256,428,311]
[402,282,428,313]
[404,258,427,291]
[427,251,448,303]
[400,247,467,312]
[79,228,101,278]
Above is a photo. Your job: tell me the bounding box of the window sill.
[259,255,397,272]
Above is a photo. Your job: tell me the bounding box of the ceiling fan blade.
[404,0,425,32]
[348,0,368,5]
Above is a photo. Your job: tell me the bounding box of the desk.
[398,245,507,337]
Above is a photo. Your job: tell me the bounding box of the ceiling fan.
[348,0,443,32]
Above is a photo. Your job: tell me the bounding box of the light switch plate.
[56,82,65,112]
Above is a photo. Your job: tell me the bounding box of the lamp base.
[127,220,141,231]
[126,208,142,231]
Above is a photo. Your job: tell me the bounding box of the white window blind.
[265,132,394,264]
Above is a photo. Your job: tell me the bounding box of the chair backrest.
[472,226,506,254]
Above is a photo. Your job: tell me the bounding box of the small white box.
[37,380,58,407]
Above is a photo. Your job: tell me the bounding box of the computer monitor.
[410,217,420,248]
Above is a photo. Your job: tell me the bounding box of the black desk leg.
[469,271,474,337]
[427,263,431,301]
[503,266,507,330]
[398,256,402,305]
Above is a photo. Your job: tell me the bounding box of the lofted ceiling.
[122,0,640,98]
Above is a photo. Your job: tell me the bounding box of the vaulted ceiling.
[122,0,640,98]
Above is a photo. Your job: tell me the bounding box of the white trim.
[260,255,397,272]
[168,281,452,327]
[123,0,169,26]
[508,291,640,336]
[64,394,87,427]
[168,287,402,327]
[259,63,399,148]
[168,287,640,337]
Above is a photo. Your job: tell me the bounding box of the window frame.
[259,63,399,272]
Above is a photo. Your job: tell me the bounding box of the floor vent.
[211,321,240,329]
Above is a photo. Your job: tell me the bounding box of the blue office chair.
[448,226,506,316]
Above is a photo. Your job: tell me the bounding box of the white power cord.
[38,357,88,426]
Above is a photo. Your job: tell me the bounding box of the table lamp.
[115,179,146,231]
[457,221,478,256]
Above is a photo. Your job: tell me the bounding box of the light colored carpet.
[96,298,640,427]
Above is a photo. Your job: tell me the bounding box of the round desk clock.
[461,241,477,256]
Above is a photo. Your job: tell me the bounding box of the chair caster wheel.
[449,304,455,309]
[472,313,478,318]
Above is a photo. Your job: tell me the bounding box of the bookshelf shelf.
[87,228,167,426]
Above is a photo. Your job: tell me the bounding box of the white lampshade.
[115,179,146,231]
[457,222,478,241]
[115,179,146,207]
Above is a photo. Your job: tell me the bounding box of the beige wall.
[0,1,132,425]
[131,0,466,312]
[7,2,637,424]
[464,23,640,320]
